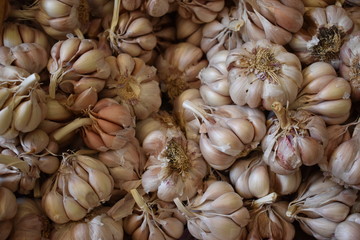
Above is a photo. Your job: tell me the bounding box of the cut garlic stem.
[173,197,197,218]
[271,102,289,129]
[15,73,40,96]
[286,204,298,218]
[251,192,278,208]
[51,117,92,142]
[130,189,151,213]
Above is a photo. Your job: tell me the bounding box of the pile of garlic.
[0,0,360,239]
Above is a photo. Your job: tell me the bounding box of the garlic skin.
[199,50,232,106]
[10,198,50,240]
[104,10,157,63]
[302,0,337,7]
[339,32,360,101]
[290,62,352,125]
[241,0,304,45]
[174,180,250,240]
[0,23,50,51]
[36,0,90,39]
[156,42,208,100]
[101,54,162,120]
[289,5,353,67]
[41,154,114,224]
[177,0,225,24]
[141,127,208,202]
[200,7,244,59]
[287,172,358,240]
[262,103,328,175]
[183,100,267,170]
[323,123,360,189]
[47,37,111,100]
[334,213,360,240]
[226,39,303,110]
[0,43,48,73]
[51,207,123,240]
[230,152,301,199]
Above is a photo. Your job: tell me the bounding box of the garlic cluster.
[101,53,162,120]
[290,61,352,124]
[141,125,207,202]
[174,180,250,240]
[262,102,328,175]
[156,42,208,100]
[183,100,266,170]
[199,50,232,106]
[41,154,114,224]
[289,5,353,67]
[230,152,301,199]
[226,39,303,110]
[287,172,358,240]
[241,0,304,45]
[177,0,225,24]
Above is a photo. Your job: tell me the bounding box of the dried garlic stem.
[51,118,92,142]
[286,204,298,218]
[74,28,84,40]
[271,102,289,129]
[130,189,151,213]
[109,0,121,51]
[173,198,196,218]
[0,154,30,172]
[251,192,278,209]
[15,73,40,95]
[182,100,214,124]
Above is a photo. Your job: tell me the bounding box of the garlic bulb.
[289,5,353,67]
[98,138,146,200]
[334,213,360,240]
[262,102,328,175]
[10,198,50,240]
[323,123,360,189]
[122,189,185,240]
[173,89,203,142]
[87,0,114,18]
[0,23,50,50]
[174,180,250,240]
[183,100,267,170]
[176,15,203,46]
[177,0,225,24]
[41,153,114,224]
[141,126,208,202]
[101,54,162,120]
[51,207,123,240]
[230,152,301,199]
[201,6,244,59]
[156,42,208,100]
[145,0,176,17]
[241,0,304,45]
[0,69,47,138]
[290,62,352,124]
[36,0,90,39]
[339,32,360,101]
[199,50,232,106]
[246,193,295,240]
[226,39,303,110]
[0,187,17,240]
[105,9,157,62]
[47,37,111,99]
[287,172,358,240]
[0,43,48,73]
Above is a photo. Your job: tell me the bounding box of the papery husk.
[262,103,328,175]
[183,100,266,170]
[41,153,114,224]
[35,0,90,39]
[141,126,208,202]
[226,39,303,110]
[241,0,304,45]
[50,206,123,240]
[174,180,249,240]
[290,62,352,124]
[156,42,208,100]
[177,0,225,24]
[287,172,358,239]
[339,31,360,101]
[101,53,161,120]
[289,5,353,67]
